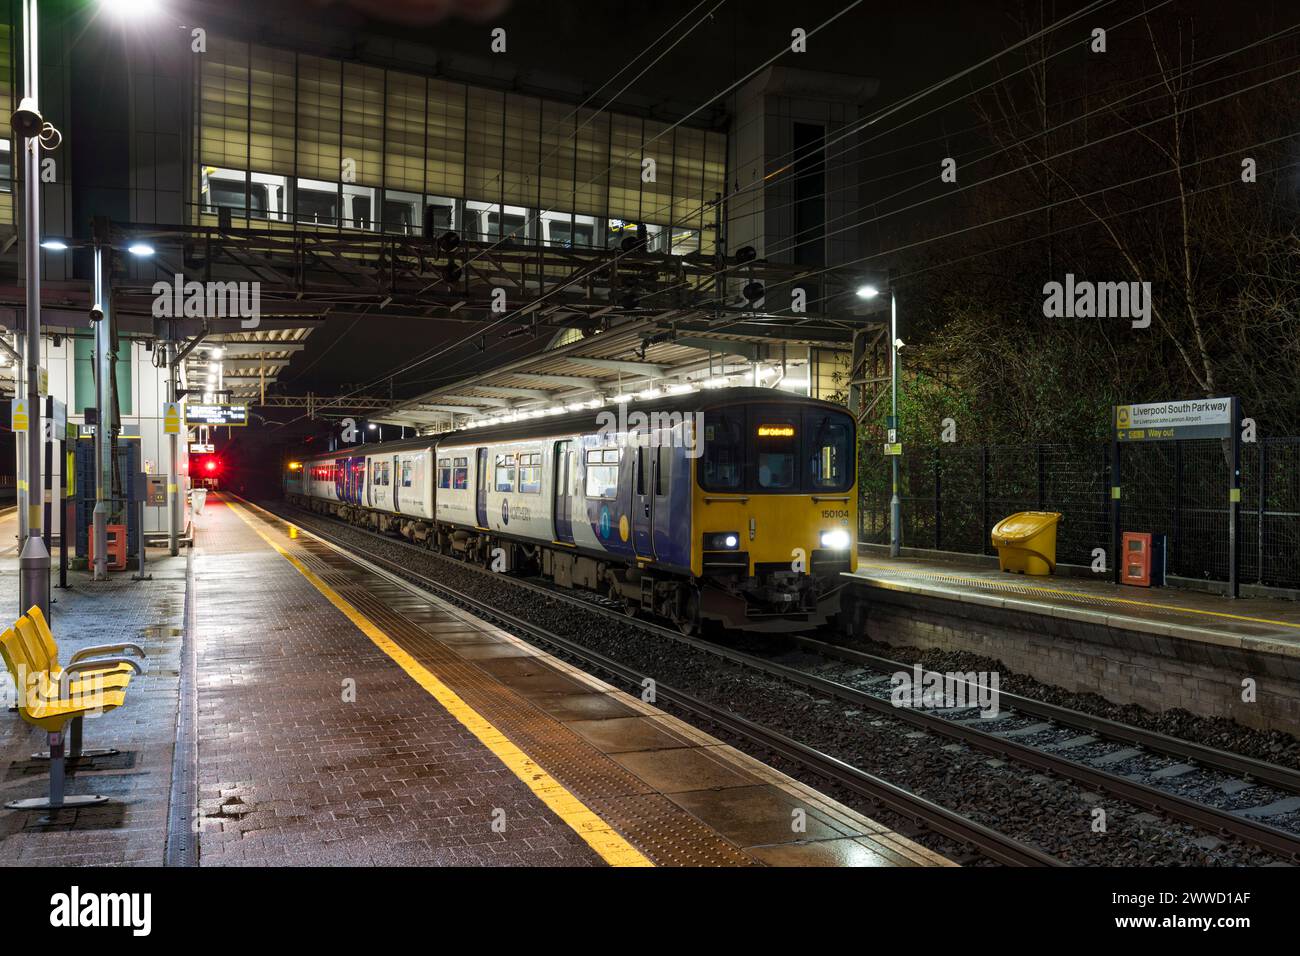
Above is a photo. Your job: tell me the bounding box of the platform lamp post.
[857,283,905,558]
[12,0,60,616]
[40,232,155,580]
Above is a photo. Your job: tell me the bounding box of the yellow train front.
[681,390,858,633]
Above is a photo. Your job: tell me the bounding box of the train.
[284,389,858,633]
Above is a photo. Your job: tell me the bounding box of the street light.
[859,281,903,557]
[98,0,163,16]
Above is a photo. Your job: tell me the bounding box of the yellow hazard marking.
[858,562,1300,631]
[225,497,653,867]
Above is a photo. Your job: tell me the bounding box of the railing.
[860,438,1300,591]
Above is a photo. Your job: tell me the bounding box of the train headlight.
[706,532,741,550]
[820,529,851,550]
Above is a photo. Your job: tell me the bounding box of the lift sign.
[185,404,249,427]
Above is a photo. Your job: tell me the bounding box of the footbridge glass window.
[194,35,724,251]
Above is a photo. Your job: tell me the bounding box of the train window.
[635,447,647,496]
[453,457,468,489]
[805,412,854,492]
[518,453,542,494]
[437,458,451,489]
[401,460,414,487]
[700,410,744,490]
[584,448,620,499]
[495,454,516,492]
[655,444,671,497]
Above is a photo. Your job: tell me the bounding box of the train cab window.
[701,410,744,490]
[495,454,516,492]
[453,457,468,489]
[584,448,620,499]
[805,411,854,492]
[518,453,542,494]
[437,458,452,489]
[755,417,798,490]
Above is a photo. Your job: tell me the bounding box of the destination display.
[1114,398,1234,442]
[184,404,249,427]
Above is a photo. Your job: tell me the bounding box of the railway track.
[266,499,1300,864]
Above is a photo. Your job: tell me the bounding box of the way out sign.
[1114,398,1234,442]
[163,402,181,435]
[10,399,28,432]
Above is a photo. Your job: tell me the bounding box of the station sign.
[163,402,181,434]
[44,397,66,442]
[185,403,249,427]
[1114,398,1234,442]
[190,442,215,454]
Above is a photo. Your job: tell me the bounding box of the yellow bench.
[1,606,145,815]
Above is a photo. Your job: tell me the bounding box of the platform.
[0,500,949,868]
[844,551,1300,732]
[846,552,1300,648]
[191,496,946,867]
[0,510,188,865]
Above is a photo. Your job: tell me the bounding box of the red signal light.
[205,458,219,473]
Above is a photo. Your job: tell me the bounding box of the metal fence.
[859,438,1300,590]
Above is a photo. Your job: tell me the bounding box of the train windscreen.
[700,405,854,494]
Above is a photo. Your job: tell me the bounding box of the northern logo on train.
[599,506,611,539]
[501,497,509,525]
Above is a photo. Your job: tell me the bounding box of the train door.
[632,444,654,558]
[651,443,674,557]
[553,440,574,543]
[392,455,401,513]
[475,447,488,528]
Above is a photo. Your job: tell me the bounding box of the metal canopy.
[0,221,883,418]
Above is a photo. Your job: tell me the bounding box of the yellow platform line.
[223,497,652,867]
[858,562,1300,631]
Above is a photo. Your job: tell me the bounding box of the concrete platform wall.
[855,588,1300,734]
